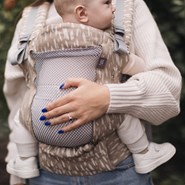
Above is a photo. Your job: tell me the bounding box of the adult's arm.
[106,0,182,124]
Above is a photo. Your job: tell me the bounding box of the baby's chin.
[99,23,112,31]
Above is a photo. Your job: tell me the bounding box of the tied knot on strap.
[11,35,30,65]
[114,26,129,55]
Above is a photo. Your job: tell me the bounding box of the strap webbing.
[114,0,129,55]
[11,7,39,65]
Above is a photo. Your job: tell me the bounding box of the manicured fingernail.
[45,121,51,126]
[59,83,65,89]
[40,115,46,121]
[42,108,48,113]
[58,130,65,134]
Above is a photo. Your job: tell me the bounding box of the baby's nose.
[112,5,116,13]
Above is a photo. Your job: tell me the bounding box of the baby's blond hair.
[54,0,87,16]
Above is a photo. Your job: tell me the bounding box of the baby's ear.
[74,5,88,23]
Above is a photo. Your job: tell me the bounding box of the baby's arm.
[122,53,146,76]
[119,54,148,153]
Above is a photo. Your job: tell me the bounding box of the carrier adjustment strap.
[114,0,129,55]
[11,7,39,65]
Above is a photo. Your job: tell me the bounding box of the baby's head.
[54,0,115,30]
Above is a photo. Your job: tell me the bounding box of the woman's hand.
[41,78,110,133]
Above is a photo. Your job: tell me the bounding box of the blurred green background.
[0,0,184,185]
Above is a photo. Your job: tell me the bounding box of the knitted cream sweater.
[3,0,181,184]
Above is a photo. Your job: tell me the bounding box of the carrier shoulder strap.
[114,0,134,55]
[11,0,134,65]
[10,2,50,65]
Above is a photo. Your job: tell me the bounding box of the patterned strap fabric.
[123,0,134,51]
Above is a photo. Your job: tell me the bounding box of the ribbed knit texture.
[106,0,181,125]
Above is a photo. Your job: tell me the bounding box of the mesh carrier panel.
[31,47,102,147]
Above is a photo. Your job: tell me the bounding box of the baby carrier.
[11,0,136,176]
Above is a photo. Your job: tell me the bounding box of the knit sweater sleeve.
[3,18,27,159]
[106,0,182,125]
[3,18,27,185]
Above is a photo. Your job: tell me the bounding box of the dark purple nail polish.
[45,121,51,126]
[42,108,48,113]
[58,130,65,134]
[59,83,65,90]
[40,115,46,121]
